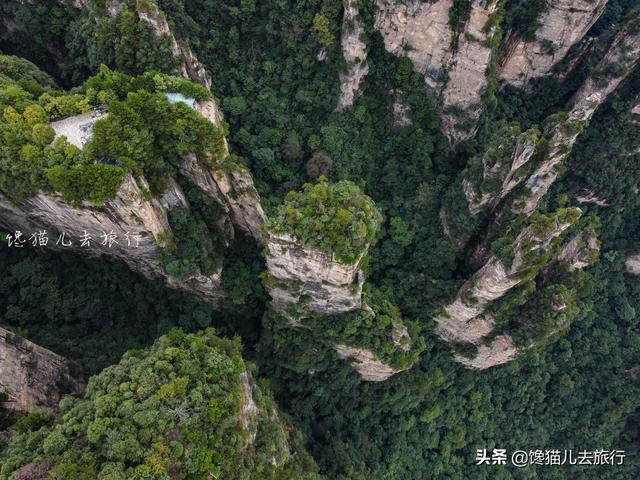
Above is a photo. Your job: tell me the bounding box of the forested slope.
[1,0,639,478]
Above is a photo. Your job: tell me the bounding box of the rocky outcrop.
[136,2,213,92]
[392,95,413,129]
[435,208,580,368]
[454,333,518,369]
[558,227,600,271]
[0,173,226,304]
[53,0,265,245]
[440,0,501,142]
[212,167,266,244]
[625,255,640,275]
[499,0,609,88]
[575,190,610,207]
[334,345,401,381]
[192,100,266,243]
[463,126,539,216]
[0,327,83,413]
[336,0,369,111]
[239,371,259,444]
[511,14,640,216]
[374,0,453,89]
[374,0,500,141]
[264,233,365,317]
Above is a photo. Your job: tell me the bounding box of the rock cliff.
[374,0,500,141]
[440,0,501,142]
[511,14,640,217]
[0,328,83,413]
[435,208,581,368]
[334,345,401,381]
[262,181,416,380]
[0,169,226,304]
[264,232,365,317]
[336,0,369,111]
[499,0,609,88]
[463,125,540,217]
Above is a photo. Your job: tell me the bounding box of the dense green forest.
[1,0,640,478]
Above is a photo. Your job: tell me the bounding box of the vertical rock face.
[512,15,640,217]
[559,228,600,271]
[375,0,453,89]
[441,0,500,142]
[463,126,539,216]
[435,209,580,368]
[0,328,83,413]
[212,168,267,244]
[336,0,370,111]
[499,0,609,88]
[0,173,226,304]
[192,100,267,244]
[264,233,365,317]
[374,0,499,141]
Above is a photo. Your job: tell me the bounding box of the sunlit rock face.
[374,0,499,141]
[336,0,370,111]
[374,0,453,89]
[0,328,83,414]
[334,345,401,381]
[511,16,640,217]
[264,233,365,318]
[499,0,609,88]
[0,172,225,305]
[440,0,500,142]
[435,209,580,368]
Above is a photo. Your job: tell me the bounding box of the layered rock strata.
[0,328,83,413]
[499,0,609,87]
[264,233,365,317]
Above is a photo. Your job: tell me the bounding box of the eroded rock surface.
[625,255,640,275]
[454,333,518,369]
[559,228,600,271]
[375,0,453,89]
[334,345,401,381]
[499,0,609,87]
[265,233,365,317]
[435,209,580,367]
[0,328,83,413]
[0,173,225,304]
[512,15,640,216]
[336,0,369,111]
[440,0,500,142]
[374,0,499,141]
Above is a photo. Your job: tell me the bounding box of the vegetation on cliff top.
[0,328,321,480]
[0,62,222,204]
[265,180,383,264]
